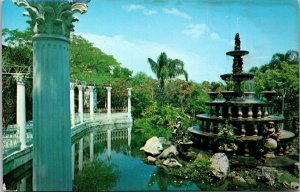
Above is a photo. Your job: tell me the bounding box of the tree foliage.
[147,52,188,103]
[70,34,132,85]
[249,50,299,122]
[2,28,33,127]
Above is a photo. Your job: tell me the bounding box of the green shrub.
[277,171,299,183]
[134,102,191,144]
[173,154,214,183]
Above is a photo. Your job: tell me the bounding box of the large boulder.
[140,136,163,156]
[158,145,178,159]
[163,158,182,168]
[210,153,229,178]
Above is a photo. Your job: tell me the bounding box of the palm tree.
[268,50,299,70]
[147,52,188,101]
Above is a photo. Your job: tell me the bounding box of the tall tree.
[250,50,299,126]
[147,52,188,103]
[257,50,299,72]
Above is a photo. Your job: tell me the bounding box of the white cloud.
[123,4,157,16]
[210,32,220,40]
[163,8,192,20]
[183,24,208,38]
[76,32,217,82]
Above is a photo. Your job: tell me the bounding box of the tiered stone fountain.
[189,33,295,166]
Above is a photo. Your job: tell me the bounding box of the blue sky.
[3,0,299,82]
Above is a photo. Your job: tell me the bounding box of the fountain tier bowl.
[261,91,276,102]
[220,73,254,81]
[226,50,249,57]
[221,91,236,101]
[208,92,219,101]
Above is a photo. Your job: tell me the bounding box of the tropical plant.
[249,50,299,128]
[147,52,188,103]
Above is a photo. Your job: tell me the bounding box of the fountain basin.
[261,91,276,102]
[208,92,219,101]
[221,91,236,101]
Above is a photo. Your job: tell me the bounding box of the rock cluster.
[141,136,182,168]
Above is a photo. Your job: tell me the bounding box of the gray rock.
[228,171,238,178]
[228,171,249,186]
[290,182,300,190]
[163,158,182,168]
[158,145,178,159]
[283,181,300,190]
[256,166,279,186]
[158,137,172,145]
[147,156,157,163]
[232,175,247,185]
[210,153,229,178]
[140,136,163,155]
[244,176,256,185]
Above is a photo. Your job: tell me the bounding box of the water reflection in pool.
[5,124,199,191]
[73,124,199,191]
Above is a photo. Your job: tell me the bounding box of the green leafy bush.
[173,154,214,183]
[134,102,191,143]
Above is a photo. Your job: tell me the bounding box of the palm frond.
[147,58,159,78]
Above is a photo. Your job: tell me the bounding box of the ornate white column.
[14,1,89,190]
[70,83,75,127]
[79,138,83,171]
[88,86,94,121]
[14,74,27,150]
[78,85,85,123]
[127,88,132,121]
[89,132,94,162]
[106,86,112,121]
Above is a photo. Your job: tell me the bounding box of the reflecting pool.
[72,124,199,191]
[5,124,199,191]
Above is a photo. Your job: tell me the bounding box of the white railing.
[98,107,128,113]
[95,131,107,142]
[26,121,33,142]
[3,124,20,152]
[3,112,131,155]
[3,122,33,153]
[111,129,128,140]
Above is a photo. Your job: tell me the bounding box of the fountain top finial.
[234,33,241,51]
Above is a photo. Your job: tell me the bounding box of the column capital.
[127,88,132,96]
[13,74,27,85]
[70,83,76,90]
[106,86,112,92]
[13,0,90,38]
[88,86,94,92]
[77,85,86,91]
